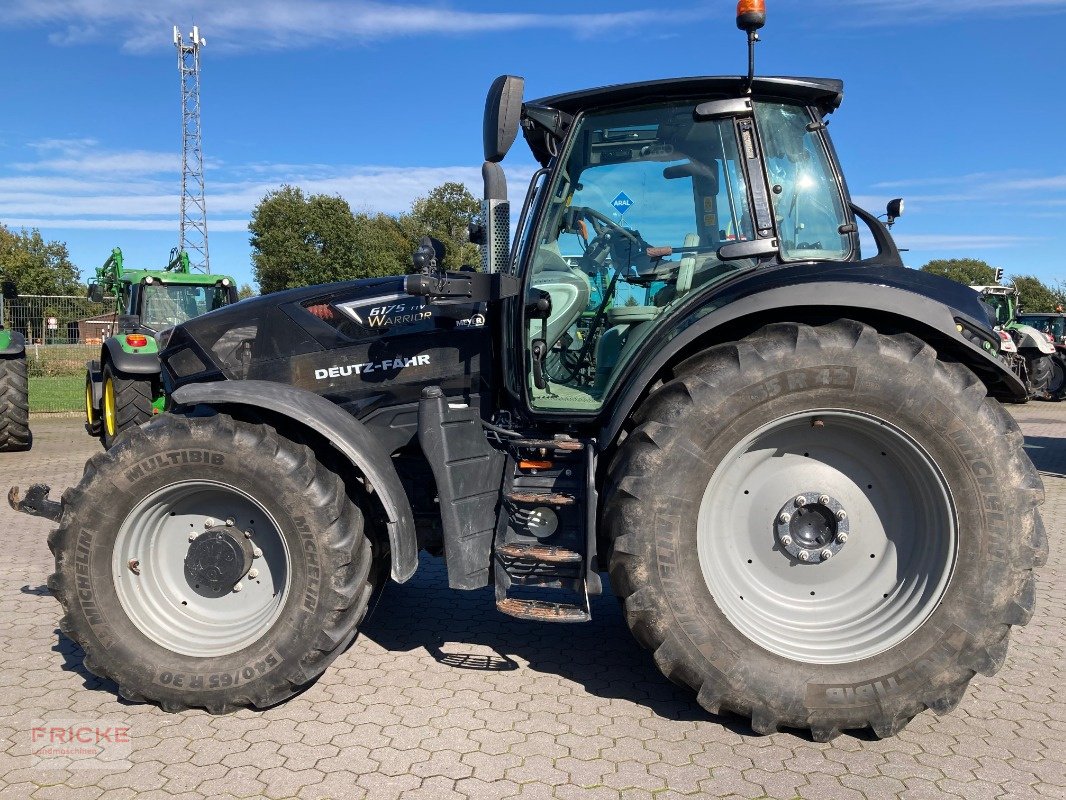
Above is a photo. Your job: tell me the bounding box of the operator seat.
[529,246,591,349]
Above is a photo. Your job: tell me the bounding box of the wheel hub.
[184,525,254,593]
[773,491,849,563]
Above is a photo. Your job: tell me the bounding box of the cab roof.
[528,76,844,117]
[522,76,844,166]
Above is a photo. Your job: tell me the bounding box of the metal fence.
[2,295,108,413]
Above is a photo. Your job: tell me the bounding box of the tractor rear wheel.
[1027,353,1054,400]
[1048,353,1066,399]
[101,363,153,448]
[606,320,1045,740]
[48,412,376,712]
[0,354,31,452]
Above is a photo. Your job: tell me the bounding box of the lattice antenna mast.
[173,25,210,273]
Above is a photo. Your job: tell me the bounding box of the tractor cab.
[505,78,864,413]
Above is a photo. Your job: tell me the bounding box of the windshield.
[140,283,233,330]
[981,293,1015,327]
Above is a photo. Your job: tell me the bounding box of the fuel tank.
[160,276,491,422]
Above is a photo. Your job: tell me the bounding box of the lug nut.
[836,510,847,521]
[798,550,810,561]
[818,495,830,506]
[244,529,254,539]
[779,512,791,524]
[248,569,259,579]
[836,532,848,544]
[226,518,235,527]
[188,531,198,542]
[204,518,216,528]
[781,534,793,547]
[820,549,834,560]
[252,547,262,558]
[795,496,807,507]
[233,582,243,593]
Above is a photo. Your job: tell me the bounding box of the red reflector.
[126,334,149,348]
[997,330,1011,341]
[306,304,335,320]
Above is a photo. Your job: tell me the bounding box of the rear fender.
[171,380,418,583]
[602,277,1026,445]
[103,338,161,376]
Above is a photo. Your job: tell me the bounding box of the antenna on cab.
[736,0,766,95]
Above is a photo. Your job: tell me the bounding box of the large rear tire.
[100,362,153,448]
[48,412,376,712]
[1027,353,1054,400]
[605,320,1046,740]
[0,354,31,452]
[1048,352,1066,399]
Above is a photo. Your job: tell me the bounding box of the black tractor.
[23,5,1045,740]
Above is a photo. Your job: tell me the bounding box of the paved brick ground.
[0,406,1063,800]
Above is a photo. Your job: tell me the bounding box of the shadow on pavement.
[360,553,749,731]
[1024,435,1066,477]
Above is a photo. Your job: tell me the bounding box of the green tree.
[402,182,481,270]
[0,224,81,295]
[249,185,364,294]
[237,283,256,300]
[919,258,997,287]
[1011,275,1060,313]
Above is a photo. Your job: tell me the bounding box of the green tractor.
[84,248,238,447]
[0,280,30,451]
[971,284,1062,400]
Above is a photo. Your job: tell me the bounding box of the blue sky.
[1,0,1064,289]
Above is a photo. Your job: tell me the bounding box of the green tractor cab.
[84,247,238,447]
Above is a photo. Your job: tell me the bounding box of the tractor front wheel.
[606,320,1046,740]
[100,363,153,448]
[48,412,376,712]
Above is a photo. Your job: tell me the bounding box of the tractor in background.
[0,279,30,451]
[84,247,238,447]
[973,284,1063,400]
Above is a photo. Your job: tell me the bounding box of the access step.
[505,491,575,506]
[496,542,582,564]
[496,597,590,622]
[510,437,584,452]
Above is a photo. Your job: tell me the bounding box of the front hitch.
[8,484,62,522]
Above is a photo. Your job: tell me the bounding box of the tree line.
[919,258,1066,313]
[249,182,480,295]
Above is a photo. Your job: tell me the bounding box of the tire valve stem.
[127,559,141,576]
[811,418,824,428]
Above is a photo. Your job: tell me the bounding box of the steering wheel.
[577,206,644,248]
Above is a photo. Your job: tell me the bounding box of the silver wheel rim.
[697,410,957,664]
[113,480,290,657]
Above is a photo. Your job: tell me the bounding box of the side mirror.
[1,281,16,300]
[88,283,104,303]
[483,75,525,163]
[886,197,904,227]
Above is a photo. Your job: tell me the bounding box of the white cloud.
[894,233,1036,249]
[841,0,1066,23]
[0,140,534,233]
[2,1,708,53]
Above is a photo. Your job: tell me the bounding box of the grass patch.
[30,375,84,413]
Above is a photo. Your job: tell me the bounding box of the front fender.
[170,380,418,583]
[1012,324,1056,355]
[103,337,161,376]
[602,268,1026,445]
[0,330,25,357]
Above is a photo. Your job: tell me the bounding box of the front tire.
[48,412,376,712]
[0,354,31,452]
[101,363,153,448]
[606,320,1046,740]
